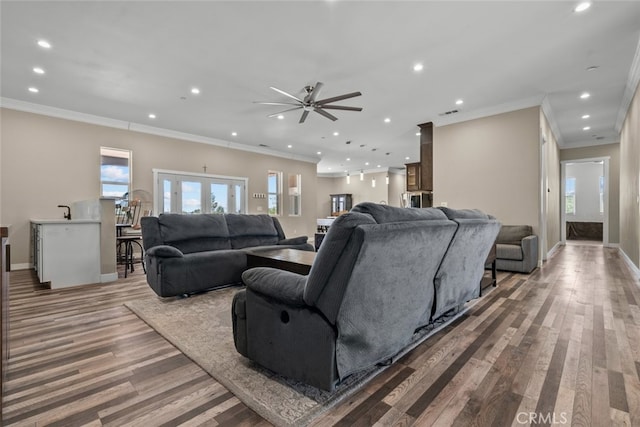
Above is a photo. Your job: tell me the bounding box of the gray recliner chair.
[231,203,500,391]
[495,225,538,273]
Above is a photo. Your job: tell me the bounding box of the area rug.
[125,287,468,426]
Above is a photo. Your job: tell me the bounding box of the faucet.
[57,205,71,220]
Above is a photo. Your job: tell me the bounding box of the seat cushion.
[496,243,523,261]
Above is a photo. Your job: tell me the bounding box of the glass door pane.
[232,182,243,213]
[210,183,228,214]
[163,179,172,213]
[181,181,202,214]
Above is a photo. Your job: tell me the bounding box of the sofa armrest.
[146,245,184,258]
[521,235,539,272]
[278,236,309,246]
[242,267,307,306]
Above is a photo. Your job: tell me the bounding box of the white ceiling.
[2,1,640,175]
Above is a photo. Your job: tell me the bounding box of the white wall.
[565,162,604,222]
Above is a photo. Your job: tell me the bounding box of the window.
[288,173,301,216]
[267,171,282,216]
[100,147,131,198]
[599,176,604,213]
[155,170,246,215]
[565,177,576,215]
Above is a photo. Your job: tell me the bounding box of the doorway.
[560,158,609,245]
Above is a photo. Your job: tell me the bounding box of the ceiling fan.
[255,82,362,123]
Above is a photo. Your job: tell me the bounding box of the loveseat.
[231,203,500,391]
[495,225,538,273]
[140,213,313,297]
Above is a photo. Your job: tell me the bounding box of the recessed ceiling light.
[582,114,590,119]
[317,151,322,155]
[455,99,464,105]
[574,2,591,12]
[287,144,292,148]
[37,40,51,49]
[413,63,424,72]
[346,157,351,161]
[28,87,39,93]
[416,132,421,136]
[365,162,369,166]
[277,115,284,120]
[333,131,339,136]
[580,92,590,99]
[191,87,200,95]
[586,65,599,71]
[328,167,332,171]
[377,165,381,168]
[148,113,156,119]
[583,126,591,131]
[384,118,391,123]
[33,67,45,74]
[231,132,237,136]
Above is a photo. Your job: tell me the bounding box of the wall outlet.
[440,202,448,207]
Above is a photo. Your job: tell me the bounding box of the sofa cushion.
[351,202,447,223]
[497,225,533,245]
[278,236,308,246]
[496,243,523,261]
[226,214,280,249]
[438,207,492,219]
[158,213,231,254]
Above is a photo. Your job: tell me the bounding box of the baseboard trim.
[10,263,31,271]
[101,272,118,283]
[618,248,640,279]
[546,241,562,261]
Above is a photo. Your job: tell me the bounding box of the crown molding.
[0,97,319,165]
[431,94,545,127]
[615,34,640,133]
[541,95,565,148]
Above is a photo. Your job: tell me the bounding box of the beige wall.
[0,108,317,266]
[433,107,541,234]
[620,83,640,269]
[560,143,620,245]
[541,109,561,256]
[315,171,404,219]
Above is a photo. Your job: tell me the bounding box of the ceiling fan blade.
[307,82,324,103]
[267,106,302,118]
[320,105,363,111]
[299,110,310,123]
[270,86,303,103]
[314,107,338,121]
[316,91,362,105]
[254,101,301,106]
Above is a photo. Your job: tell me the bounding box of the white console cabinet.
[31,220,101,288]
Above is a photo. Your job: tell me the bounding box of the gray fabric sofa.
[495,225,538,273]
[231,203,500,391]
[140,213,313,297]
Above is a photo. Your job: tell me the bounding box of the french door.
[153,170,247,215]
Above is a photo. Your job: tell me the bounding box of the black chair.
[116,199,146,277]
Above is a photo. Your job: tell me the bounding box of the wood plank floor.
[2,243,640,426]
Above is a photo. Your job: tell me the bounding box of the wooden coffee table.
[247,248,316,275]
